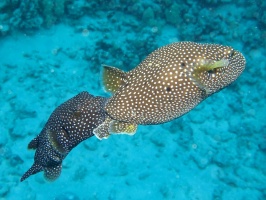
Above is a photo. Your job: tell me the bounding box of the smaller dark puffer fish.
[21,92,107,182]
[93,42,245,139]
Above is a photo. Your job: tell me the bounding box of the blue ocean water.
[0,0,265,200]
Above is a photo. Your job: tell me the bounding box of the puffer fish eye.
[207,68,217,74]
[166,87,171,91]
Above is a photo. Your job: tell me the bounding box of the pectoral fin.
[194,58,229,74]
[191,58,229,94]
[47,129,69,154]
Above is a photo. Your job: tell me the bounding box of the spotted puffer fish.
[21,92,107,182]
[94,41,245,139]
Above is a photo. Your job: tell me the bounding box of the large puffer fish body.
[21,92,107,182]
[94,42,245,139]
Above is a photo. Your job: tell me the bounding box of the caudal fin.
[20,163,43,182]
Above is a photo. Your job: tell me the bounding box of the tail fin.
[20,163,43,182]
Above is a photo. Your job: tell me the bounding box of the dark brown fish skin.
[104,42,246,125]
[21,92,107,182]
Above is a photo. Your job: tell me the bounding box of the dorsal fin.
[28,137,39,149]
[102,65,126,94]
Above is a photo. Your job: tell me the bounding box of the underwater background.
[0,0,265,199]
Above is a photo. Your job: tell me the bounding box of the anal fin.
[44,165,62,181]
[109,121,137,136]
[93,117,137,139]
[93,117,112,140]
